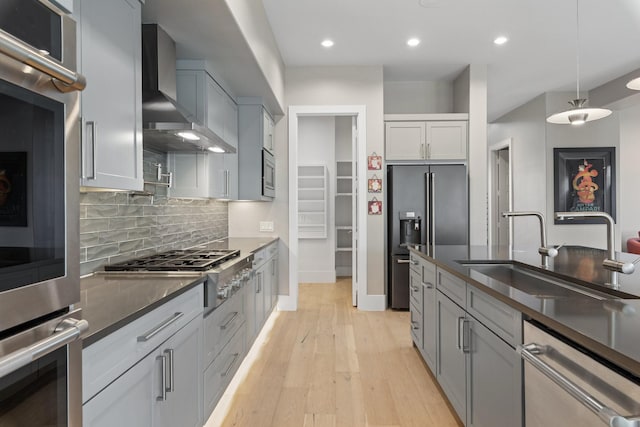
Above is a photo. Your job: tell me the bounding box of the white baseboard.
[277,294,297,311]
[357,294,386,311]
[298,270,336,283]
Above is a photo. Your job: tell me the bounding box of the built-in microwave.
[0,1,87,425]
[262,148,275,198]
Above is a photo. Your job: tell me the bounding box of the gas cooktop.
[104,248,240,272]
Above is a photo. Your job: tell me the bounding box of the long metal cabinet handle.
[0,318,88,379]
[256,272,262,293]
[165,349,174,393]
[430,172,436,247]
[221,353,240,377]
[518,343,640,427]
[84,121,97,180]
[457,317,465,351]
[220,312,239,330]
[0,29,86,92]
[137,312,184,342]
[157,355,167,401]
[397,259,412,264]
[424,173,431,249]
[225,170,230,197]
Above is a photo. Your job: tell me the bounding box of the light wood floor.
[216,278,461,427]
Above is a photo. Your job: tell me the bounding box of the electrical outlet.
[259,221,274,232]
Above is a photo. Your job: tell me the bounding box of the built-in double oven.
[0,1,87,426]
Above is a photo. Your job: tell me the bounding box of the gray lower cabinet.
[466,318,522,427]
[436,291,467,419]
[412,249,523,427]
[244,272,257,345]
[76,0,143,191]
[155,316,204,427]
[83,315,203,427]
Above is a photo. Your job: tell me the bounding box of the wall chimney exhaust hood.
[142,24,235,153]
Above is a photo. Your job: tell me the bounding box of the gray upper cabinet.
[168,152,209,199]
[238,102,275,200]
[385,119,467,161]
[174,66,238,200]
[77,0,143,191]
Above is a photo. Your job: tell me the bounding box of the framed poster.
[368,175,382,193]
[367,153,382,170]
[368,197,382,215]
[553,147,615,224]
[0,152,28,227]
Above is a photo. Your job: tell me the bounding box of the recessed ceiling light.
[321,39,334,48]
[407,38,421,47]
[494,36,508,45]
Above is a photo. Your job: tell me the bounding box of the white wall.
[384,81,453,113]
[488,94,548,251]
[544,92,619,250]
[335,117,352,161]
[455,65,488,245]
[618,102,640,250]
[285,66,385,297]
[297,116,336,282]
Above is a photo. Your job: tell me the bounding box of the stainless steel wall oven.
[0,1,87,426]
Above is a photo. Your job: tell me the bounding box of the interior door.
[351,116,358,306]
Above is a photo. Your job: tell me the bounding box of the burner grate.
[105,248,240,271]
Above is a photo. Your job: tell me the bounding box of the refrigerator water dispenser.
[399,212,422,247]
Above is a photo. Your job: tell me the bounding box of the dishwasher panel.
[521,321,640,427]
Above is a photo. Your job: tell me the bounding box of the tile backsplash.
[79,150,228,275]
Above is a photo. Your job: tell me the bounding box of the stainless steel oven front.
[0,0,85,331]
[0,1,87,426]
[262,148,275,198]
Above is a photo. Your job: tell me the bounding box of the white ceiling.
[143,0,640,121]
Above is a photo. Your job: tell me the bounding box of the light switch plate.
[259,221,274,232]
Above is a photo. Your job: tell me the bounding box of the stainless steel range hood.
[142,24,235,153]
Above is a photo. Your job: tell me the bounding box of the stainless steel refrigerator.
[387,164,468,309]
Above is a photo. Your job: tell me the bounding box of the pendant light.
[627,77,640,90]
[546,0,612,125]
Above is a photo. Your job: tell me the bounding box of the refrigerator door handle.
[430,172,436,248]
[424,172,430,250]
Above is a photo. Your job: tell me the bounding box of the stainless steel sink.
[457,261,621,300]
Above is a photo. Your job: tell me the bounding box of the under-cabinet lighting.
[176,131,200,141]
[626,77,640,90]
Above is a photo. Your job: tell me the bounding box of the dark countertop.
[409,244,640,378]
[78,237,278,347]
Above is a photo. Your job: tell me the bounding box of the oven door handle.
[0,28,87,92]
[518,343,640,427]
[0,318,89,379]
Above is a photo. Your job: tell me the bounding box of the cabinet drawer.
[203,326,246,417]
[420,259,436,288]
[410,302,423,349]
[204,292,245,367]
[409,253,421,274]
[436,268,466,307]
[83,284,204,403]
[267,241,278,258]
[466,286,521,347]
[409,269,424,310]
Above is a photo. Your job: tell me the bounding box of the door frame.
[488,138,513,247]
[281,105,367,311]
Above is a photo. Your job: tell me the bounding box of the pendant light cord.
[575,0,580,99]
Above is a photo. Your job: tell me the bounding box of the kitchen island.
[409,244,640,377]
[409,244,640,427]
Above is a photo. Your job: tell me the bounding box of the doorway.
[284,106,367,311]
[489,139,512,247]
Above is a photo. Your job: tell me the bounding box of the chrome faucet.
[554,212,635,284]
[502,211,558,268]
